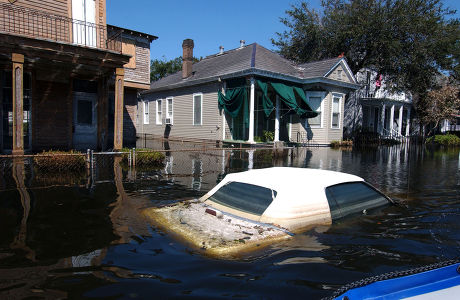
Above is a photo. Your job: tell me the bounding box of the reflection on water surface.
[0,145,459,299]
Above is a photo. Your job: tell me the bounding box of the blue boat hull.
[334,262,460,300]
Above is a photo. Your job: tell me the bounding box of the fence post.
[132,147,136,168]
[86,149,90,172]
[128,149,132,167]
[90,150,95,186]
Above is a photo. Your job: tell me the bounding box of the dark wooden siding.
[33,79,72,150]
[1,0,69,17]
[124,37,150,85]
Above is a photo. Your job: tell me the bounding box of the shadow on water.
[0,144,459,299]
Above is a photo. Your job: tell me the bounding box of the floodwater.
[0,145,459,299]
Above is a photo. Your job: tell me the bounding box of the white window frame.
[156,99,162,125]
[337,69,343,80]
[331,93,343,129]
[193,93,203,126]
[165,97,173,125]
[143,101,149,125]
[305,91,325,128]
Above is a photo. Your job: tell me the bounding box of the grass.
[33,150,86,173]
[426,134,460,146]
[121,148,165,169]
[330,140,353,147]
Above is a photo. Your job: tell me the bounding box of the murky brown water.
[0,145,459,299]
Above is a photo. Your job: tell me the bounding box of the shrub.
[262,130,274,142]
[254,136,264,143]
[34,150,85,172]
[121,148,165,168]
[426,134,460,146]
[330,140,353,147]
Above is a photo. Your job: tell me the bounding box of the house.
[344,70,415,139]
[139,40,359,145]
[0,0,156,154]
[107,25,157,147]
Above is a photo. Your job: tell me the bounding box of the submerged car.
[143,167,392,258]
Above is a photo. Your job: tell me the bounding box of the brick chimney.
[182,39,194,79]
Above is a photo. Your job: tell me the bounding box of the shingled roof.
[146,43,357,93]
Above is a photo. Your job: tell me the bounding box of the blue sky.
[107,0,460,62]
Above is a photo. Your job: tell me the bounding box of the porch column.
[398,105,403,136]
[222,82,226,140]
[114,68,124,150]
[274,95,280,142]
[248,77,255,143]
[12,53,24,155]
[380,103,386,135]
[405,107,411,136]
[389,104,395,137]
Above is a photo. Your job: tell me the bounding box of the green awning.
[218,87,248,126]
[256,80,274,117]
[270,82,318,118]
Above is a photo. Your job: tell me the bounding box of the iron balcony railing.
[0,3,121,53]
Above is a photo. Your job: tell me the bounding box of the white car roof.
[202,167,366,230]
[219,167,363,192]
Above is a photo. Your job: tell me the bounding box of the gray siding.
[139,82,224,141]
[292,86,347,144]
[326,62,353,83]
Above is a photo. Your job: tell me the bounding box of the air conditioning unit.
[165,118,172,125]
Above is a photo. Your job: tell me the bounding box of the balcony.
[0,3,121,53]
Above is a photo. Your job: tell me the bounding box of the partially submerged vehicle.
[142,167,392,258]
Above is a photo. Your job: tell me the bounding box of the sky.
[107,0,460,62]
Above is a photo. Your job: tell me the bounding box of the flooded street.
[1,145,459,299]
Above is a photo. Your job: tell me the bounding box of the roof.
[107,24,158,42]
[216,167,363,193]
[146,43,359,93]
[202,167,365,231]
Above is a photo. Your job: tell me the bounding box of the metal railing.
[0,3,121,52]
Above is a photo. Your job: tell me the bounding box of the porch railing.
[0,3,121,53]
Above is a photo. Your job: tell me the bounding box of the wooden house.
[139,40,359,145]
[0,0,156,153]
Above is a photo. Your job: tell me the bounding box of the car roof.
[221,167,363,192]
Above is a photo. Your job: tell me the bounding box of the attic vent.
[240,40,245,48]
[219,46,224,55]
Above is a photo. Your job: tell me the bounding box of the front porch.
[220,77,316,144]
[361,99,413,138]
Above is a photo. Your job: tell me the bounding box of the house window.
[166,97,173,125]
[156,99,162,125]
[337,69,343,80]
[331,94,342,129]
[193,93,202,126]
[306,92,324,128]
[143,101,149,124]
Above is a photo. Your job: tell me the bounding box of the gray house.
[139,40,359,145]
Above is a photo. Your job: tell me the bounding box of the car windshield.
[325,182,390,220]
[208,182,277,216]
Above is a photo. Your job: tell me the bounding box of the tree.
[151,56,200,82]
[272,0,460,95]
[416,83,460,133]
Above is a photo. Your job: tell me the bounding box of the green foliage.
[426,134,460,146]
[330,140,353,147]
[262,130,274,142]
[254,136,264,143]
[151,56,201,82]
[33,150,85,172]
[273,0,460,94]
[121,148,165,168]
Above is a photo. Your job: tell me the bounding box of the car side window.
[325,182,389,220]
[208,182,277,216]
